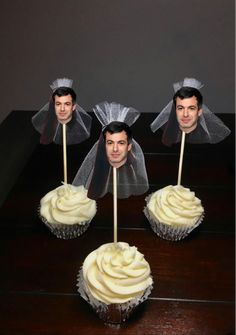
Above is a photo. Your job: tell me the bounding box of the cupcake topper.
[151,77,231,186]
[32,77,92,184]
[150,77,231,146]
[32,77,92,145]
[72,101,149,199]
[72,102,149,247]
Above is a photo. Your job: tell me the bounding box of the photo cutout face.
[105,130,132,168]
[175,96,202,133]
[54,94,75,124]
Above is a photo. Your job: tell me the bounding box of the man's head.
[52,87,76,124]
[173,87,203,133]
[102,121,132,168]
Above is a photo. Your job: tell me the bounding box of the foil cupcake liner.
[77,268,153,325]
[38,207,91,239]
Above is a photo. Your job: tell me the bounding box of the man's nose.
[61,104,65,111]
[183,108,189,117]
[113,143,118,151]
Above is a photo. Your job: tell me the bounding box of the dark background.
[0,0,234,124]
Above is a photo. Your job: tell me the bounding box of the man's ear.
[128,143,132,151]
[198,108,203,116]
[72,104,76,111]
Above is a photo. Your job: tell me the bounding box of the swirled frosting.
[82,242,153,304]
[40,184,96,225]
[147,185,204,227]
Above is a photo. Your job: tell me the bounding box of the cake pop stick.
[113,167,118,244]
[177,131,186,185]
[62,124,68,184]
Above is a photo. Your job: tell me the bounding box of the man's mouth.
[181,119,191,124]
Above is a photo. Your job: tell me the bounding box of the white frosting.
[147,185,204,227]
[83,242,153,304]
[40,184,96,225]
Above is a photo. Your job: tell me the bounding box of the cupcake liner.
[38,207,91,239]
[77,268,153,325]
[144,194,204,241]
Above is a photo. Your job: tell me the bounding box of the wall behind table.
[0,0,234,125]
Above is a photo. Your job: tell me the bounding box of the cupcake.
[144,185,204,241]
[77,242,153,325]
[39,184,97,239]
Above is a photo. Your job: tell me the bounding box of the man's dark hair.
[52,87,76,104]
[102,121,132,144]
[173,86,203,109]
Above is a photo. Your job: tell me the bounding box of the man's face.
[175,96,202,133]
[105,130,132,168]
[54,94,75,124]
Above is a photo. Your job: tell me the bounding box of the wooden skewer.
[113,167,117,244]
[62,124,68,184]
[177,131,186,186]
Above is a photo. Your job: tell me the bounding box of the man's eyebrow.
[176,104,197,108]
[106,139,127,143]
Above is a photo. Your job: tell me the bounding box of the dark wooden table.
[0,112,234,335]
